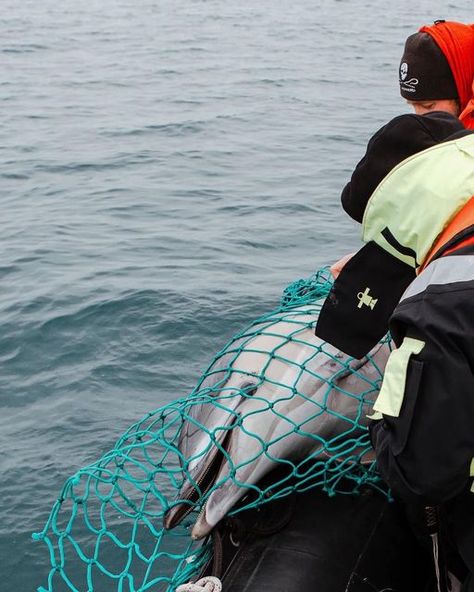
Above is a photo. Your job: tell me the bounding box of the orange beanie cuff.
[421,21,474,129]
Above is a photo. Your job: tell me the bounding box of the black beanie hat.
[341,111,465,223]
[399,31,458,100]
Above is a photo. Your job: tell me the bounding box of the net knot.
[176,576,223,592]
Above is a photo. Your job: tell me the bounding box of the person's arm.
[369,316,474,506]
[329,252,355,279]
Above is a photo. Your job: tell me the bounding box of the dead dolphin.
[164,304,390,539]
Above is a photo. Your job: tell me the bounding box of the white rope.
[430,533,442,592]
[176,576,223,592]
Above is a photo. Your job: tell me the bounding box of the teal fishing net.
[33,267,391,592]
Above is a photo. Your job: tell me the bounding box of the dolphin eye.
[241,382,257,397]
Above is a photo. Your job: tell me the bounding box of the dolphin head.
[163,305,390,538]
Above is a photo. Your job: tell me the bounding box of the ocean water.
[1,1,471,589]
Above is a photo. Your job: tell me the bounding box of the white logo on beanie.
[400,62,408,81]
[399,63,419,93]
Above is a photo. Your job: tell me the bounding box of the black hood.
[341,111,465,223]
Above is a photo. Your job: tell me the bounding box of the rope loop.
[176,576,223,592]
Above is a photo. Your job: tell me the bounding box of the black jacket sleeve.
[370,289,474,506]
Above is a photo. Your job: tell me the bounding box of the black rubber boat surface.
[201,480,435,592]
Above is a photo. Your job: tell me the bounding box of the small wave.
[1,172,29,180]
[0,345,21,363]
[34,152,157,173]
[25,114,49,120]
[2,44,49,53]
[103,120,205,138]
[0,264,20,277]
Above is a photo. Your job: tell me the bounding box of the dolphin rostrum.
[163,304,390,539]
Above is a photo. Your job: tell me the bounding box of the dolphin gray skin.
[163,305,390,539]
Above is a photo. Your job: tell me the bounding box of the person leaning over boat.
[330,20,474,281]
[315,111,474,591]
[400,20,474,128]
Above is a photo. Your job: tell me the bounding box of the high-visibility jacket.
[366,132,474,581]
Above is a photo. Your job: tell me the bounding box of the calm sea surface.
[1,1,471,589]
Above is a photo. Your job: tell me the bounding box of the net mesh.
[33,267,391,592]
